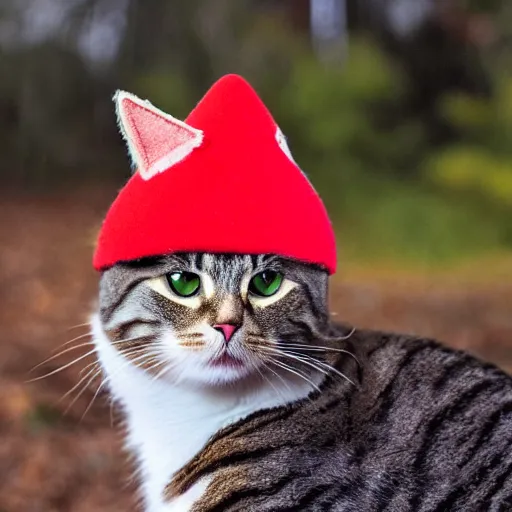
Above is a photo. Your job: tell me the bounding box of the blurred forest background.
[2,0,512,266]
[1,1,512,511]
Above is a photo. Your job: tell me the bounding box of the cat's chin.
[188,363,256,387]
[158,358,263,389]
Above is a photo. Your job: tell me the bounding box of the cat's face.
[98,253,330,387]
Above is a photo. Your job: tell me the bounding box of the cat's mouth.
[209,353,245,369]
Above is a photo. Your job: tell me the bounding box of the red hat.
[93,74,337,273]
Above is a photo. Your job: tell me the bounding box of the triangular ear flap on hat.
[114,90,204,180]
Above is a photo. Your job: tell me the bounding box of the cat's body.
[93,253,512,511]
[168,329,512,512]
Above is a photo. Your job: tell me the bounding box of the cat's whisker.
[263,346,356,387]
[269,348,331,379]
[60,362,100,403]
[270,363,317,405]
[266,356,321,393]
[274,344,326,351]
[247,340,314,395]
[29,335,151,383]
[66,322,92,331]
[276,342,354,354]
[296,324,356,346]
[276,344,352,358]
[52,332,93,352]
[63,366,103,415]
[260,360,294,395]
[328,326,356,341]
[261,359,312,403]
[78,350,158,421]
[306,356,356,387]
[80,374,111,421]
[31,340,95,372]
[245,341,289,386]
[78,359,102,377]
[37,335,135,374]
[251,361,287,403]
[247,337,360,370]
[275,342,361,366]
[27,348,98,382]
[285,351,356,387]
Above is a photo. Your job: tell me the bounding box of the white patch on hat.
[275,126,297,165]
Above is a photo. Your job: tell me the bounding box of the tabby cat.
[92,252,512,512]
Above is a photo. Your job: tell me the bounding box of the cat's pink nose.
[213,324,238,342]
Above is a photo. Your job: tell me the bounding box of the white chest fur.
[91,314,320,512]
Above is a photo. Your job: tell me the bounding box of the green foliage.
[335,175,507,266]
[427,147,512,206]
[272,38,417,177]
[466,0,503,13]
[426,77,512,208]
[259,36,510,264]
[134,72,196,120]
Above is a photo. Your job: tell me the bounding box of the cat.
[91,252,512,512]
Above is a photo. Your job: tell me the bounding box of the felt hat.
[93,74,337,273]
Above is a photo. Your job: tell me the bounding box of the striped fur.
[94,253,512,511]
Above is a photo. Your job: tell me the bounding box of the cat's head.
[98,253,330,387]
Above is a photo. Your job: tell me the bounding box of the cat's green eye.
[249,271,283,297]
[166,271,200,297]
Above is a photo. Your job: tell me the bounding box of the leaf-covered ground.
[1,188,511,511]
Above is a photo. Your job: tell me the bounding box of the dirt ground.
[1,188,511,512]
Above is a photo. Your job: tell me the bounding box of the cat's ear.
[114,90,204,180]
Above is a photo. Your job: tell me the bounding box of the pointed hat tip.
[207,74,259,97]
[186,73,273,131]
